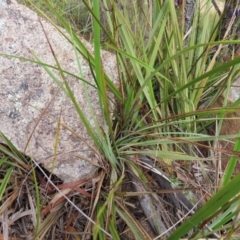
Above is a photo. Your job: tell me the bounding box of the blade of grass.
[222,132,240,186]
[0,166,14,200]
[116,203,152,240]
[92,0,113,132]
[168,173,240,239]
[0,132,26,164]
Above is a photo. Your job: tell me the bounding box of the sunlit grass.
[2,0,240,239]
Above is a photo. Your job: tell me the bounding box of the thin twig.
[211,0,222,16]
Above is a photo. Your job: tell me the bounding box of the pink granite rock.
[0,0,118,182]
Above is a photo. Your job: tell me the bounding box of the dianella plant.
[2,0,240,239]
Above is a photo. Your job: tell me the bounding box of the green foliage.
[169,173,240,239]
[2,0,240,238]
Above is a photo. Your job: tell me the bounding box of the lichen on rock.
[0,0,118,182]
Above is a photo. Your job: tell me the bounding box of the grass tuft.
[2,0,240,239]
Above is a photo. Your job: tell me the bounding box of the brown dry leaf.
[57,178,92,197]
[50,188,72,206]
[65,226,80,240]
[58,178,87,190]
[65,213,77,231]
[64,213,80,240]
[0,182,23,215]
[41,190,70,218]
[36,170,49,189]
[74,187,92,198]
